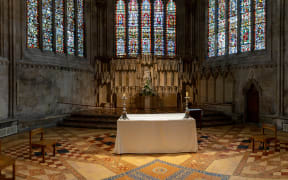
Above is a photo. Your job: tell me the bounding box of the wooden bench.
[251,123,278,153]
[0,140,15,180]
[29,128,57,163]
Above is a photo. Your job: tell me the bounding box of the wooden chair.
[29,128,57,163]
[251,123,278,153]
[0,140,15,180]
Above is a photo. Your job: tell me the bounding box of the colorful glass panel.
[208,0,216,57]
[154,0,164,56]
[229,0,238,54]
[141,0,151,55]
[116,0,126,56]
[67,0,75,55]
[240,0,251,52]
[77,0,84,57]
[254,0,265,50]
[55,0,64,53]
[217,0,226,56]
[166,0,176,56]
[128,0,139,56]
[27,0,39,48]
[42,0,53,51]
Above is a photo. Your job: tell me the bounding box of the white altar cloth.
[114,113,198,154]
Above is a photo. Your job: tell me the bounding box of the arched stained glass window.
[166,0,176,56]
[42,0,53,51]
[67,0,75,55]
[27,0,39,48]
[128,0,139,56]
[55,0,64,53]
[141,0,151,55]
[240,0,251,52]
[207,0,266,58]
[229,0,238,54]
[77,0,85,57]
[208,0,216,57]
[154,0,164,56]
[217,0,226,56]
[254,0,266,50]
[26,0,85,57]
[116,0,126,56]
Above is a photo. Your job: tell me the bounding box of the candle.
[123,93,126,97]
[186,91,188,97]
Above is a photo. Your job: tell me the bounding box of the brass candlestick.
[184,92,190,118]
[120,94,129,120]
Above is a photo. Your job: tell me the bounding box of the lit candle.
[186,91,188,97]
[123,93,126,97]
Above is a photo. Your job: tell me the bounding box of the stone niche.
[110,56,182,109]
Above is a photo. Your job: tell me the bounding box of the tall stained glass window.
[141,0,151,55]
[240,0,251,52]
[55,0,64,53]
[67,0,75,55]
[229,0,237,54]
[207,0,266,58]
[77,0,85,57]
[154,0,164,56]
[254,0,266,50]
[116,0,126,56]
[115,0,176,57]
[26,0,85,57]
[128,0,139,56]
[27,0,39,48]
[208,0,216,57]
[42,0,53,51]
[217,0,226,56]
[166,0,176,56]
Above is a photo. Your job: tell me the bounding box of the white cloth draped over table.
[114,113,198,154]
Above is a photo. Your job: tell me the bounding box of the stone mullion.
[125,0,129,57]
[38,0,43,51]
[52,0,56,53]
[138,0,141,56]
[151,0,155,56]
[237,0,241,54]
[215,0,219,56]
[64,0,68,55]
[251,0,255,52]
[74,0,79,56]
[225,0,229,55]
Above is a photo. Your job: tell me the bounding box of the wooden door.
[246,85,259,123]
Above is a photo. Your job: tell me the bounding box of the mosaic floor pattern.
[1,125,288,179]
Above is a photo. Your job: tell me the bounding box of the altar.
[114,113,198,154]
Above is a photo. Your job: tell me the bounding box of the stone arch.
[242,79,263,96]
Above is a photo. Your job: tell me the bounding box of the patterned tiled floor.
[1,125,288,179]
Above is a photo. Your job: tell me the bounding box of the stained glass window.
[128,0,139,56]
[208,0,216,57]
[141,0,151,55]
[154,0,164,56]
[240,0,251,52]
[166,0,176,56]
[217,0,226,56]
[55,0,64,53]
[77,0,85,57]
[229,0,238,54]
[254,0,266,50]
[208,0,266,58]
[27,0,85,57]
[116,0,126,56]
[67,0,75,55]
[42,0,53,51]
[27,0,39,48]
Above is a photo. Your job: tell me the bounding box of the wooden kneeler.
[29,128,57,163]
